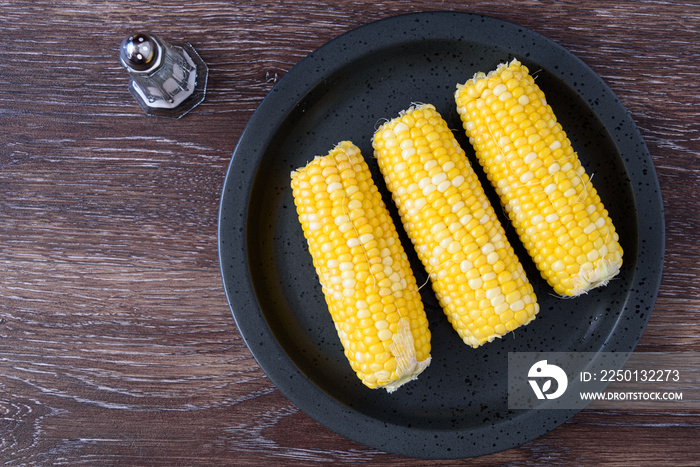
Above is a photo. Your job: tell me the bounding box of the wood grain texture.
[1,0,699,464]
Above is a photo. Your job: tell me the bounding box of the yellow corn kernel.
[455,59,623,296]
[291,141,431,392]
[372,104,539,348]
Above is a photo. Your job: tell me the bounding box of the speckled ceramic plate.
[218,12,664,459]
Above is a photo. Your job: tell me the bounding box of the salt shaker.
[119,32,208,118]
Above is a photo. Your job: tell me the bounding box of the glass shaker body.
[120,33,208,118]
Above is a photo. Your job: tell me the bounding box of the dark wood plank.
[1,0,699,464]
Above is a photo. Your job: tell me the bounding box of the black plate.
[218,12,664,459]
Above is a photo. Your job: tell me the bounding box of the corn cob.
[290,141,431,392]
[372,104,539,348]
[455,59,623,297]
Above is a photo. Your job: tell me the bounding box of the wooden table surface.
[2,0,699,465]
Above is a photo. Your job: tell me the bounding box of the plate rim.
[218,11,665,459]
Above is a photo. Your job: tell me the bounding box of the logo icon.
[528,360,568,400]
